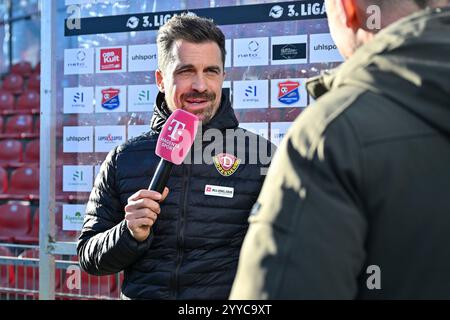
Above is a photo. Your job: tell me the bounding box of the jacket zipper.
[173,164,190,299]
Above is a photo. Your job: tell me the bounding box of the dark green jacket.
[230,7,450,299]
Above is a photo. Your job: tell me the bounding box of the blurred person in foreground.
[77,14,274,299]
[231,0,450,299]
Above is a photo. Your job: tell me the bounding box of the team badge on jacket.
[213,153,241,177]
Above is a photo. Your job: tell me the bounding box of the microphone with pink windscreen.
[148,109,199,193]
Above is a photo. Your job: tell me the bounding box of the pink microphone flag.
[156,109,199,165]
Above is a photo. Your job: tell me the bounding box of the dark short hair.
[156,13,226,72]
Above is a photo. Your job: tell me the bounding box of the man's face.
[156,40,225,124]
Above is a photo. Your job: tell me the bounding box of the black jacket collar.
[150,89,239,133]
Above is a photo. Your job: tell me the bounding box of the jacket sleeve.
[230,113,368,299]
[77,147,153,276]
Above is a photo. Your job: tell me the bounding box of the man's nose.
[191,73,207,92]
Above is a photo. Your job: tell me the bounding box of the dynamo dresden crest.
[213,153,241,177]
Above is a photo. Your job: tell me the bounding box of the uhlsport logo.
[213,153,241,177]
[100,48,122,71]
[278,81,300,105]
[101,88,121,110]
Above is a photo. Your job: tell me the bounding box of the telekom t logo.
[168,119,186,140]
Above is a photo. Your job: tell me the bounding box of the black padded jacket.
[77,90,275,299]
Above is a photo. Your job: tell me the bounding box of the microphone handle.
[148,158,174,194]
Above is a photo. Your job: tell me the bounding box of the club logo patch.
[278,80,300,105]
[213,153,241,177]
[101,88,120,110]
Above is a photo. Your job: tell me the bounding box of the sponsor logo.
[131,53,156,62]
[128,85,156,112]
[244,86,258,103]
[167,119,186,140]
[314,44,338,51]
[97,134,123,143]
[309,33,344,63]
[101,88,121,110]
[63,204,86,231]
[63,126,94,153]
[72,170,84,181]
[64,48,94,75]
[270,122,292,146]
[213,153,241,177]
[272,43,307,61]
[95,126,126,152]
[204,185,234,198]
[77,50,86,62]
[100,48,122,71]
[238,41,260,59]
[64,87,94,114]
[128,44,157,72]
[234,37,269,67]
[65,136,90,142]
[278,81,300,105]
[126,16,139,29]
[269,5,284,19]
[63,165,93,192]
[245,86,257,97]
[66,50,86,69]
[73,92,84,104]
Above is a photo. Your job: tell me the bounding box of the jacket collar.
[150,89,239,133]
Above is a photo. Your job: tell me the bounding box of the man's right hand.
[124,187,169,242]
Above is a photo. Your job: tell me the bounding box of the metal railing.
[0,243,122,300]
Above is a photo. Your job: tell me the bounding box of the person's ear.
[341,0,361,30]
[155,69,165,93]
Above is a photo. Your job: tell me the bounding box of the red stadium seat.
[62,256,117,298]
[33,62,40,74]
[0,167,7,193]
[2,74,24,95]
[34,116,40,135]
[0,139,23,166]
[14,210,39,244]
[27,73,40,91]
[0,247,15,287]
[16,91,40,113]
[16,204,77,244]
[0,90,14,114]
[7,166,39,200]
[4,115,34,137]
[0,203,32,243]
[11,62,33,78]
[24,139,39,163]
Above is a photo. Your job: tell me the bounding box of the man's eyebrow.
[174,64,222,73]
[205,65,222,72]
[174,64,195,72]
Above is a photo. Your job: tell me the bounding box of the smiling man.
[77,14,275,300]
